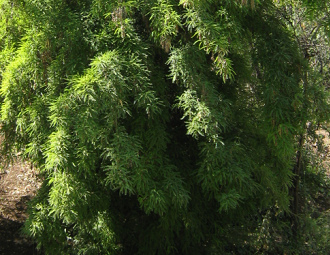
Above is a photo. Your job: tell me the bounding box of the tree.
[271,0,330,252]
[0,0,328,254]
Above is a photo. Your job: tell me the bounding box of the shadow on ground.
[0,159,43,255]
[0,216,41,255]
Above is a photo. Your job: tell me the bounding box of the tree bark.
[291,134,304,238]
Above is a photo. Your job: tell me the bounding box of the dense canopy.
[0,0,329,254]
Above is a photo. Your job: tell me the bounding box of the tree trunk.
[291,134,304,238]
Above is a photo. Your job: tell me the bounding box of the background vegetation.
[0,0,329,254]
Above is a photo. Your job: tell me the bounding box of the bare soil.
[316,129,330,176]
[0,160,42,255]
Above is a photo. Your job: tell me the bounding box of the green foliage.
[0,0,329,254]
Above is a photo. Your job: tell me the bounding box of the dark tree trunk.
[291,134,304,238]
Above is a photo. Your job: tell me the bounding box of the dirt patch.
[0,160,43,255]
[316,129,330,176]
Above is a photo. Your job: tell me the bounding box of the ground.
[0,159,42,255]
